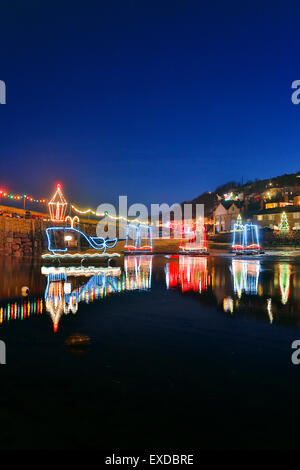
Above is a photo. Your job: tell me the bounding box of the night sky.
[1,1,300,208]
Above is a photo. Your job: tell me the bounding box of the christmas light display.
[224,192,233,201]
[279,263,291,304]
[279,211,289,232]
[44,268,122,330]
[243,224,260,252]
[41,266,120,277]
[65,215,79,228]
[0,189,46,204]
[124,223,153,253]
[45,226,118,255]
[232,222,261,253]
[167,220,196,238]
[71,205,96,215]
[179,222,208,255]
[42,252,121,260]
[42,259,153,331]
[232,214,244,252]
[48,183,68,222]
[71,204,151,226]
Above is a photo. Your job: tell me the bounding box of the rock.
[21,286,29,296]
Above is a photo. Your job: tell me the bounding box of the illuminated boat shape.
[242,224,262,255]
[231,217,244,254]
[178,225,209,255]
[42,227,120,261]
[124,223,153,255]
[231,223,263,255]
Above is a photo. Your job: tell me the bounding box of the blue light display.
[124,223,153,253]
[46,227,118,255]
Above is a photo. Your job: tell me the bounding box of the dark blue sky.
[1,0,300,207]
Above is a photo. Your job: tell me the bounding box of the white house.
[213,202,241,233]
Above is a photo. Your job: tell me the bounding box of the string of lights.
[0,298,43,324]
[0,190,46,204]
[71,204,151,226]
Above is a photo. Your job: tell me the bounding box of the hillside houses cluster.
[212,177,300,233]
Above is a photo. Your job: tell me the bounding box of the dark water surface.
[1,251,300,450]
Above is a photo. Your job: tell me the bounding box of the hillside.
[183,171,300,217]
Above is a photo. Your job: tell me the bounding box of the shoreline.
[2,237,300,261]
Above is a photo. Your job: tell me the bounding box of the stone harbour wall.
[0,217,184,257]
[0,218,99,258]
[0,218,46,257]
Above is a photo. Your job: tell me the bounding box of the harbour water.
[1,251,300,449]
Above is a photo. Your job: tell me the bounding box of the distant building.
[254,206,300,230]
[265,202,293,209]
[294,196,300,206]
[213,202,241,233]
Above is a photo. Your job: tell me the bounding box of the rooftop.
[255,206,300,215]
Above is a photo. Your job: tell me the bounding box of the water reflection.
[231,259,260,297]
[223,297,234,314]
[0,258,44,325]
[124,255,152,291]
[1,254,300,331]
[267,298,273,324]
[43,266,121,332]
[163,256,300,328]
[0,298,43,325]
[42,256,153,331]
[278,263,291,305]
[165,256,210,293]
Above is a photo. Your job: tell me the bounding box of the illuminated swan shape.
[45,227,118,255]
